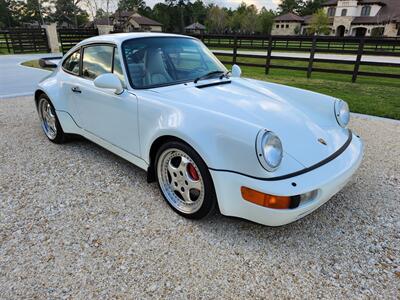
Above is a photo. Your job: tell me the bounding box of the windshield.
[121,37,226,89]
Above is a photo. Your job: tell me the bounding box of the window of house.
[327,7,336,17]
[281,24,284,28]
[286,24,289,28]
[361,6,371,16]
[276,24,279,28]
[341,9,347,16]
[62,49,80,75]
[82,45,113,80]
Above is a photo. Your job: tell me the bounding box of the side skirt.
[56,110,148,172]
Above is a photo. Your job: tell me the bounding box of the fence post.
[352,37,365,83]
[4,32,11,53]
[233,33,238,65]
[42,23,59,53]
[307,35,317,78]
[32,30,37,52]
[265,35,273,75]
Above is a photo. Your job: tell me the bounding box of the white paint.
[36,33,364,226]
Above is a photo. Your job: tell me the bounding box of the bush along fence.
[190,34,400,82]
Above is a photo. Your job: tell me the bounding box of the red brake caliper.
[187,163,199,181]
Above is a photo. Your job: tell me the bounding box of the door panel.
[74,77,140,156]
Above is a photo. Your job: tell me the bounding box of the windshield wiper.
[194,70,225,83]
[219,71,231,80]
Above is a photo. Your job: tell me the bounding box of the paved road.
[0,53,60,99]
[215,50,400,64]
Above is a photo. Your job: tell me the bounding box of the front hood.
[154,78,349,168]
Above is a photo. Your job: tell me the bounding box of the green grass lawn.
[217,54,400,120]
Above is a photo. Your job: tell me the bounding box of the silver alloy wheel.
[157,148,205,214]
[38,97,57,140]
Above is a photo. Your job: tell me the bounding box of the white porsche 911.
[35,33,363,226]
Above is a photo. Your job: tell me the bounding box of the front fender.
[138,91,304,179]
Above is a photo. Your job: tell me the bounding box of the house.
[272,0,400,37]
[185,22,206,34]
[85,17,113,35]
[112,11,163,32]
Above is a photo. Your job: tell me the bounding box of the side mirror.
[231,64,242,78]
[94,73,124,95]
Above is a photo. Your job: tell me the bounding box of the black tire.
[37,94,67,144]
[155,141,217,219]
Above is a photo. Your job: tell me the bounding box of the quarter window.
[62,49,80,75]
[82,45,113,80]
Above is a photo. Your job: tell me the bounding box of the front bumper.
[210,133,364,226]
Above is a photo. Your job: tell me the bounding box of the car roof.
[78,32,192,47]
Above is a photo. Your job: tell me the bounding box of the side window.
[62,49,80,75]
[82,45,113,80]
[113,48,125,86]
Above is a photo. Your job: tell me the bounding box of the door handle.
[71,86,81,93]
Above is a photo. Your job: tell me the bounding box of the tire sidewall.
[38,94,65,144]
[155,141,217,219]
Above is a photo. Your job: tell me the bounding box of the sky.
[101,0,280,12]
[150,0,280,10]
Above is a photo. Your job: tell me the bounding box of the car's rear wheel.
[37,95,66,144]
[155,141,216,219]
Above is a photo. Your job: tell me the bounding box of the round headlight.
[334,100,350,128]
[256,130,283,172]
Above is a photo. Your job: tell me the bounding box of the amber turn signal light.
[241,187,291,209]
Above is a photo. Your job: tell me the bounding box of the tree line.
[0,0,328,34]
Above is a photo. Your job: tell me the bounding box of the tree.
[95,8,106,18]
[257,7,275,34]
[117,0,146,12]
[152,2,171,31]
[22,0,43,24]
[241,4,258,34]
[190,0,207,24]
[52,0,88,27]
[308,9,330,35]
[0,0,13,27]
[206,5,228,33]
[278,0,302,15]
[299,0,328,16]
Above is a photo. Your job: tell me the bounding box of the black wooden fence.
[190,34,400,82]
[58,28,99,54]
[0,30,12,53]
[0,28,49,54]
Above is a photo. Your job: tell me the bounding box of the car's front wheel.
[37,95,66,144]
[155,141,217,219]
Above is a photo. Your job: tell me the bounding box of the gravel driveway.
[0,96,399,299]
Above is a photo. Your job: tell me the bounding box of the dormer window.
[361,6,371,16]
[341,9,347,16]
[327,7,336,17]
